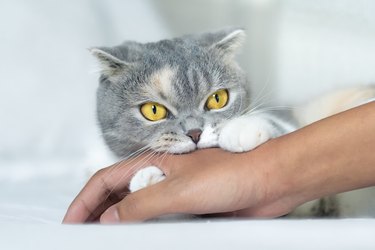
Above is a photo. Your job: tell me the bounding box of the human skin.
[63,101,375,223]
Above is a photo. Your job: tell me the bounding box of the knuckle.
[92,168,107,179]
[91,166,112,182]
[89,168,112,191]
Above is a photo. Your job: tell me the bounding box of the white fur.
[197,125,219,149]
[295,86,375,126]
[166,139,196,154]
[153,134,196,154]
[129,166,166,193]
[219,115,274,153]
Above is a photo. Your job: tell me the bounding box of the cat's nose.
[186,129,202,144]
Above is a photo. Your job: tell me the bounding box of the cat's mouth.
[151,138,219,155]
[151,126,220,154]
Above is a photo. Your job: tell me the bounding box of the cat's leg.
[129,166,166,192]
[288,196,340,217]
[219,112,296,153]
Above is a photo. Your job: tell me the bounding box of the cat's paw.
[129,166,166,192]
[219,116,272,153]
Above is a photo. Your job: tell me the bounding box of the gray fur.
[93,29,248,158]
[92,28,295,159]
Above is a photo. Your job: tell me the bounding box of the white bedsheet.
[1,220,374,250]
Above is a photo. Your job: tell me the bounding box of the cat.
[91,28,375,217]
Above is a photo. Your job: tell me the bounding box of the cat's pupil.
[152,105,157,114]
[215,94,220,103]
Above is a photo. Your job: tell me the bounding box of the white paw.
[129,166,166,192]
[219,116,272,153]
[197,125,219,149]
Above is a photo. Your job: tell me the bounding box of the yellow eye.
[140,102,167,121]
[205,89,229,110]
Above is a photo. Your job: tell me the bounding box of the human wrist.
[244,132,325,217]
[259,137,307,215]
[261,129,339,214]
[267,134,316,210]
[236,137,302,217]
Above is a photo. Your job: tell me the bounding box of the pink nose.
[186,129,202,144]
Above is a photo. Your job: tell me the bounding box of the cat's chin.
[162,142,219,154]
[161,143,197,154]
[197,141,219,150]
[152,141,219,155]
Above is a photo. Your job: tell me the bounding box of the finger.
[63,194,121,223]
[63,156,153,223]
[62,167,126,223]
[100,181,178,223]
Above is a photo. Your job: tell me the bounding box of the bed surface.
[2,220,375,250]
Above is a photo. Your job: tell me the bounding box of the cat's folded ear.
[89,47,131,80]
[200,28,246,59]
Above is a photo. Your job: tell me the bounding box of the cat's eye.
[205,89,229,110]
[140,102,168,121]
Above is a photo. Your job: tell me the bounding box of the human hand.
[63,144,295,223]
[63,102,375,223]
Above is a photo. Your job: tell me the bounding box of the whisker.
[158,148,172,175]
[245,105,294,116]
[102,149,157,201]
[101,145,152,185]
[238,74,278,116]
[103,136,169,196]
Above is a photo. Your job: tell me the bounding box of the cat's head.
[92,28,251,159]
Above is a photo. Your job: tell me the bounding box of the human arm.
[63,101,375,223]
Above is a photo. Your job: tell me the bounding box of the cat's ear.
[89,47,131,79]
[202,28,245,59]
[212,29,245,54]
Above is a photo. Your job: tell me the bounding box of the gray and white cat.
[91,28,375,217]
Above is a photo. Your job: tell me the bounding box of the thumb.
[100,181,176,223]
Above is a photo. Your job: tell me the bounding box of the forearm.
[265,102,375,209]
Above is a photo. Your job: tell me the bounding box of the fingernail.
[101,206,120,224]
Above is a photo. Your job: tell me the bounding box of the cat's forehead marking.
[141,65,178,114]
[149,65,176,99]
